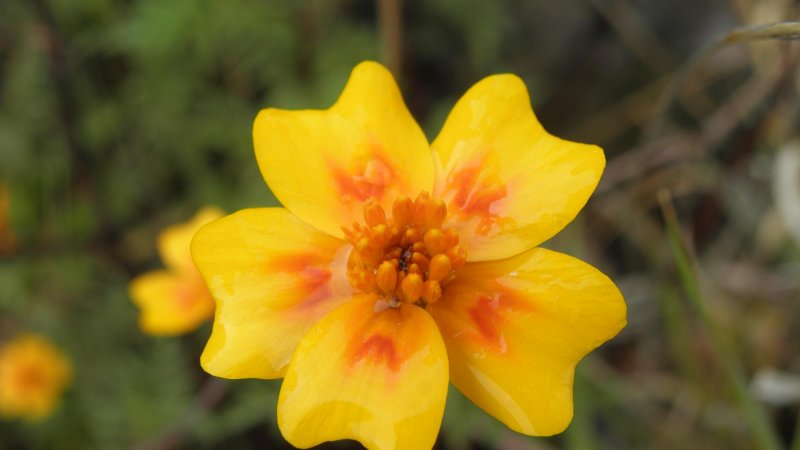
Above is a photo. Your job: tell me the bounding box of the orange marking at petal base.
[327,144,396,205]
[15,364,46,392]
[446,154,513,236]
[268,253,333,311]
[173,277,207,312]
[352,334,402,372]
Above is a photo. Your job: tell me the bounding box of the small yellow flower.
[129,207,222,336]
[192,62,627,449]
[0,334,71,421]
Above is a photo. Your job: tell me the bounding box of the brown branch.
[378,0,404,77]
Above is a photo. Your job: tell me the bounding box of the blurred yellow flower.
[0,183,16,256]
[0,334,71,421]
[130,207,222,336]
[192,62,627,449]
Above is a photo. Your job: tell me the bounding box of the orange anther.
[364,198,386,227]
[411,241,426,253]
[388,225,401,242]
[356,237,371,253]
[376,261,398,296]
[371,224,390,247]
[426,199,447,229]
[446,245,466,269]
[400,273,423,303]
[392,196,412,228]
[428,254,452,282]
[421,280,442,304]
[411,252,430,270]
[424,229,447,255]
[407,263,423,276]
[412,193,430,225]
[385,247,402,260]
[404,227,422,244]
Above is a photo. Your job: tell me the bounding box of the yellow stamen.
[364,198,386,227]
[376,261,397,296]
[421,280,441,304]
[400,273,423,303]
[423,229,446,256]
[392,195,412,228]
[342,192,467,309]
[426,199,447,229]
[428,254,452,282]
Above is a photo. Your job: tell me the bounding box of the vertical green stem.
[658,191,784,450]
[564,368,596,450]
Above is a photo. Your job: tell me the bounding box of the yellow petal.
[158,206,224,273]
[278,295,448,450]
[191,208,354,379]
[431,75,605,261]
[428,247,626,436]
[254,61,434,238]
[129,270,215,336]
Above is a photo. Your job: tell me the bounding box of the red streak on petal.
[447,158,509,236]
[295,266,333,310]
[469,295,503,348]
[352,334,401,372]
[467,286,529,354]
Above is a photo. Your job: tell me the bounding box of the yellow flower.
[130,207,222,336]
[192,62,627,449]
[0,334,71,421]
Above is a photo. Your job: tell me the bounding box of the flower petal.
[129,270,215,336]
[428,247,626,436]
[254,61,434,239]
[158,206,224,273]
[278,295,448,450]
[191,208,354,379]
[431,75,605,261]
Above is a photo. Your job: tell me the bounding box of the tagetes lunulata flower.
[192,62,627,449]
[130,207,222,336]
[0,334,71,421]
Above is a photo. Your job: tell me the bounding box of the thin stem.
[377,0,403,76]
[564,368,597,450]
[792,408,800,450]
[658,190,784,450]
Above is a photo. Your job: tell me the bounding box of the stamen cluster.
[343,192,466,307]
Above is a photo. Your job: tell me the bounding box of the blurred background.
[1,0,799,449]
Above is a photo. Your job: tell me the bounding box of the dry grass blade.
[658,190,785,450]
[645,21,800,140]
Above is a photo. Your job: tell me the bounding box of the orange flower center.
[343,192,466,308]
[13,363,47,394]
